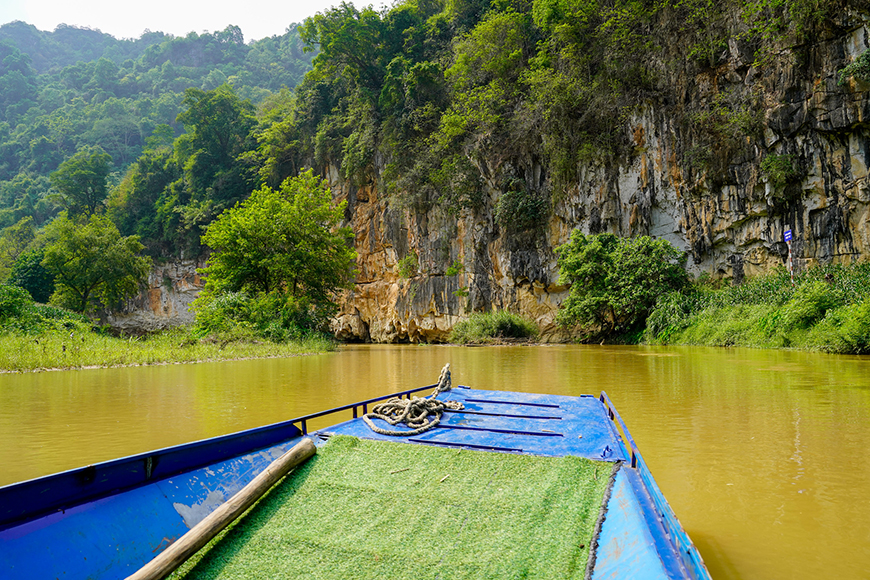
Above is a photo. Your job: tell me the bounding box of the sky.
[0,0,387,42]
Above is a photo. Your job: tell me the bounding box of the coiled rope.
[363,364,464,436]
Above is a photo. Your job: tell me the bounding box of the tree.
[41,214,152,313]
[200,169,356,308]
[8,247,55,302]
[49,148,113,217]
[556,232,690,336]
[0,216,35,276]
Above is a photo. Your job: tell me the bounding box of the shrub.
[780,280,841,329]
[839,49,870,85]
[0,284,31,322]
[556,233,689,337]
[760,153,799,187]
[495,187,547,234]
[8,248,55,303]
[0,283,89,334]
[397,252,418,278]
[192,290,332,343]
[449,311,538,344]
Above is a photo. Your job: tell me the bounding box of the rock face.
[112,15,870,342]
[102,260,204,333]
[331,16,870,343]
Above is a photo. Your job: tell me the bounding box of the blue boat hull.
[0,385,710,580]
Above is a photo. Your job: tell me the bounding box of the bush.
[556,233,689,338]
[0,284,31,322]
[760,153,799,187]
[397,252,418,278]
[839,49,870,85]
[0,283,89,334]
[780,281,841,329]
[449,311,538,344]
[495,187,547,234]
[192,290,333,343]
[8,248,55,303]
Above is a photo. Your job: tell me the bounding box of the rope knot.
[363,364,464,436]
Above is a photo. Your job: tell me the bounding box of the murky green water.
[1,344,869,579]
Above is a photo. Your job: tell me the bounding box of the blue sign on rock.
[784,229,792,242]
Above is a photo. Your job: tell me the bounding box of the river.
[1,344,869,579]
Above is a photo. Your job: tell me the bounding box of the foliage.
[49,147,113,217]
[0,22,315,240]
[8,248,55,302]
[449,310,539,344]
[0,215,35,277]
[839,49,870,85]
[397,251,419,278]
[556,233,690,337]
[200,169,355,305]
[192,290,331,343]
[446,259,463,276]
[646,263,870,353]
[495,181,548,233]
[41,214,151,313]
[0,283,88,335]
[760,153,799,187]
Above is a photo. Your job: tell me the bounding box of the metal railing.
[293,383,437,435]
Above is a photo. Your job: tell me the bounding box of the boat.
[0,366,711,579]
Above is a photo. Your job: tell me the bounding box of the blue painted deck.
[0,385,710,580]
[327,387,625,460]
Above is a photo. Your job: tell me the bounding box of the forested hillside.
[2,0,870,345]
[0,21,313,244]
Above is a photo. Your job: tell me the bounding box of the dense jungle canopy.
[1,0,868,268]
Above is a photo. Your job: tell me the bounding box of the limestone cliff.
[102,260,204,333]
[330,14,870,343]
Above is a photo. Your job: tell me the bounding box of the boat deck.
[0,386,709,580]
[325,387,699,580]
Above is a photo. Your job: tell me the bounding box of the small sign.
[784,229,792,242]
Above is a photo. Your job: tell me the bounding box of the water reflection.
[1,344,869,579]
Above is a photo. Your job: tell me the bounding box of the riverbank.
[644,263,870,354]
[0,328,337,373]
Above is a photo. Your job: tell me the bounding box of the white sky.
[0,0,388,42]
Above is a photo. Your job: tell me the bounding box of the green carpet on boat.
[170,435,614,580]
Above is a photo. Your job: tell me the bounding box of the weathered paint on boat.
[0,384,710,580]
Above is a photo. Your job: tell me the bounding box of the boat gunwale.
[599,391,712,580]
[0,382,438,531]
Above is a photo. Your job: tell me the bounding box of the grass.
[645,263,870,353]
[0,327,336,372]
[449,311,539,344]
[171,435,613,580]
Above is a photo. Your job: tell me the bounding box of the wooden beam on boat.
[126,437,316,580]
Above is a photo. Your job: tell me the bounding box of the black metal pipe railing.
[293,383,436,434]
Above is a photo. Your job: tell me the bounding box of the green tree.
[0,215,35,277]
[8,247,54,302]
[41,214,151,313]
[556,232,690,336]
[200,169,356,307]
[49,148,113,217]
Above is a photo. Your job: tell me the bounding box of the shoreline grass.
[449,311,538,344]
[644,263,870,354]
[0,327,336,373]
